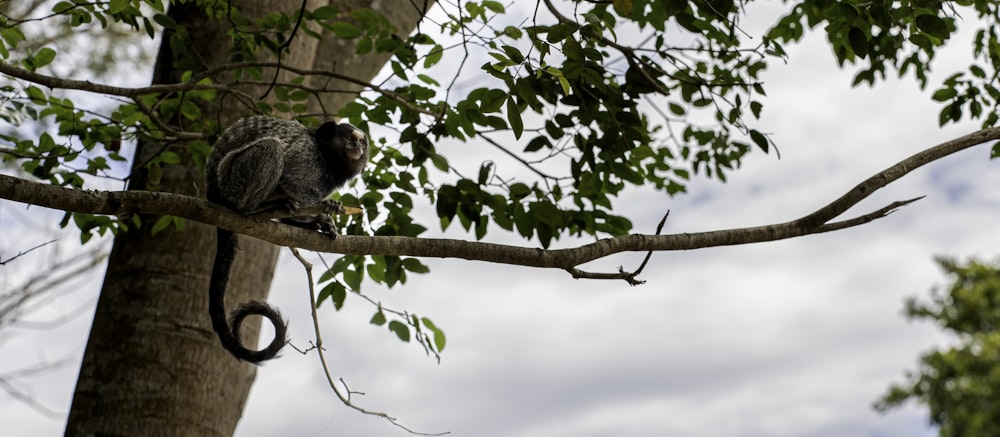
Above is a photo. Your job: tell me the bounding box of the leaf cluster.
[316,253,444,358]
[875,257,1000,436]
[768,0,1000,129]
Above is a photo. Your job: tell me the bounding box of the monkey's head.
[316,122,368,162]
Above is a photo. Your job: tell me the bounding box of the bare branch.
[0,127,997,274]
[795,127,1000,228]
[0,376,64,419]
[288,248,449,436]
[258,0,310,99]
[0,239,56,265]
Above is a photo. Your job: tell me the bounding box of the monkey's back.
[207,116,342,208]
[207,116,313,168]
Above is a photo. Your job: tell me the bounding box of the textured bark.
[64,1,431,436]
[309,0,438,114]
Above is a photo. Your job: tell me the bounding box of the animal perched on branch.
[205,115,368,363]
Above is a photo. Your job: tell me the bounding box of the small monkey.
[205,115,368,363]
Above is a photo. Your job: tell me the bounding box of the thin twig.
[0,357,76,420]
[288,248,449,436]
[0,377,64,419]
[260,0,309,99]
[0,240,56,265]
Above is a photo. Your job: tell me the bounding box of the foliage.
[875,257,1000,436]
[2,0,1000,353]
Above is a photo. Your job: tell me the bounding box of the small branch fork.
[287,248,450,437]
[1,128,998,283]
[567,210,670,285]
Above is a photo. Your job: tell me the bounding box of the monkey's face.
[316,122,369,163]
[342,127,368,161]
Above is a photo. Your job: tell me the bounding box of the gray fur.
[204,115,368,363]
[207,115,369,214]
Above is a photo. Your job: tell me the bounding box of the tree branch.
[0,127,997,272]
[795,127,1000,228]
[0,59,438,118]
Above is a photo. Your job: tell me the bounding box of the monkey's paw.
[311,215,338,237]
[280,215,338,238]
[319,199,344,215]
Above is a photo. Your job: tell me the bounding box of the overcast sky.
[3,2,1000,437]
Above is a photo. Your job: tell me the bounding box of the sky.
[2,2,1000,437]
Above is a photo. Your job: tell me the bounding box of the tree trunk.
[64,2,430,436]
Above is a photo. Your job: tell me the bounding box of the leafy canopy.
[2,0,1000,352]
[875,257,1000,437]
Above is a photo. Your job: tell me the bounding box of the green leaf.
[388,320,410,342]
[507,97,523,139]
[52,1,74,13]
[478,162,492,184]
[145,162,162,188]
[318,282,347,310]
[481,0,504,13]
[932,87,957,102]
[159,151,181,164]
[915,14,950,40]
[557,76,571,95]
[109,0,129,14]
[146,0,165,13]
[401,257,429,274]
[509,183,530,199]
[152,13,176,29]
[480,89,507,113]
[150,215,172,235]
[329,22,362,39]
[847,27,867,58]
[531,201,562,226]
[26,86,46,105]
[34,48,56,68]
[37,137,57,156]
[546,24,575,43]
[501,45,524,64]
[142,17,155,38]
[424,44,444,68]
[343,262,362,290]
[370,310,387,326]
[421,317,447,352]
[749,130,769,153]
[417,74,439,86]
[692,98,712,107]
[613,0,633,17]
[178,100,201,120]
[524,136,550,152]
[311,5,337,20]
[171,216,185,231]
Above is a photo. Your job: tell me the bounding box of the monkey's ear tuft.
[316,121,340,142]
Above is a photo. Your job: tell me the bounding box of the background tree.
[876,257,1000,436]
[1,0,1000,435]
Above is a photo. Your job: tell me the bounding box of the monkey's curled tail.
[209,228,288,364]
